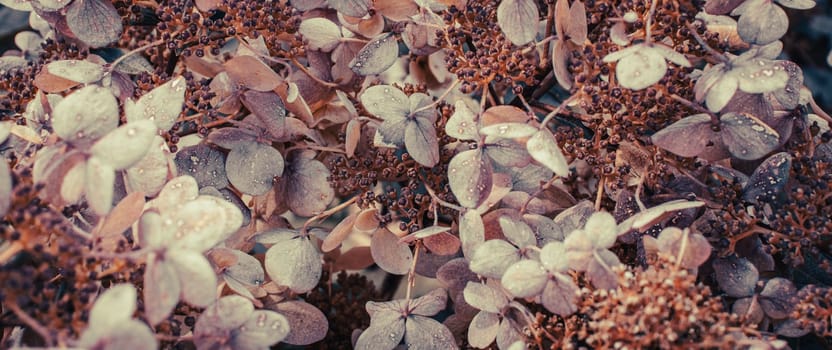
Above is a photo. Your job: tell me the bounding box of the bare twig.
[7,302,53,346]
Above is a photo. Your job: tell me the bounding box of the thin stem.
[670,94,719,124]
[687,22,730,63]
[539,94,576,129]
[87,247,152,260]
[405,242,422,302]
[291,58,340,88]
[201,112,242,129]
[235,35,293,73]
[301,196,359,233]
[675,229,689,269]
[514,85,535,115]
[110,38,165,70]
[519,176,558,215]
[645,0,659,43]
[303,144,347,154]
[339,37,369,44]
[809,93,832,125]
[543,2,556,62]
[7,302,53,346]
[595,177,605,211]
[424,183,464,212]
[479,83,489,114]
[412,79,461,115]
[0,241,24,266]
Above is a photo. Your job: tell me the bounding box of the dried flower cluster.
[1,0,832,348]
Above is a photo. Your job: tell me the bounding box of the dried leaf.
[774,0,815,9]
[586,249,620,290]
[264,235,322,293]
[650,114,725,160]
[656,227,712,269]
[502,260,548,298]
[328,0,370,17]
[91,120,157,170]
[240,90,287,140]
[463,282,508,313]
[606,44,668,90]
[469,239,519,279]
[334,246,375,270]
[759,278,796,319]
[345,119,361,158]
[497,0,539,46]
[480,123,537,138]
[541,276,579,315]
[459,210,485,259]
[282,153,334,217]
[527,130,569,177]
[169,250,217,307]
[225,141,284,196]
[235,310,290,349]
[743,152,791,204]
[446,100,479,141]
[272,300,329,345]
[567,0,588,44]
[540,241,568,273]
[126,137,170,196]
[448,149,493,209]
[732,296,765,324]
[299,17,342,52]
[86,157,116,215]
[96,191,145,241]
[174,143,229,189]
[322,212,357,252]
[124,76,186,131]
[371,227,413,275]
[405,117,440,167]
[720,112,780,160]
[498,215,537,248]
[144,258,180,326]
[79,319,157,350]
[224,55,282,91]
[350,32,398,76]
[355,310,405,349]
[45,59,104,84]
[52,85,118,144]
[409,288,448,316]
[468,311,500,348]
[89,284,137,326]
[404,315,457,349]
[735,0,788,45]
[713,256,759,298]
[66,0,123,48]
